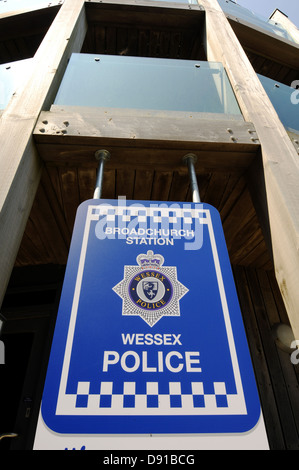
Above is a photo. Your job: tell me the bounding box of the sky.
[237,0,299,27]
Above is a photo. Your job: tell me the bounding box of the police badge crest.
[113,250,189,326]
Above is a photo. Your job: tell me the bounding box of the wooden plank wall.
[0,6,60,63]
[233,266,299,450]
[82,1,205,60]
[15,164,273,270]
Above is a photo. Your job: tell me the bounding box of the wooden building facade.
[0,0,299,449]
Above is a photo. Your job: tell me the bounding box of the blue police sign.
[36,199,263,442]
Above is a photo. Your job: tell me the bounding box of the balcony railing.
[258,74,299,134]
[0,58,33,110]
[218,0,298,45]
[143,0,198,3]
[53,54,242,118]
[0,0,62,14]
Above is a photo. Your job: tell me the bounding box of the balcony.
[28,25,262,272]
[218,0,298,45]
[35,52,258,176]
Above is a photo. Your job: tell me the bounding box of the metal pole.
[0,433,18,441]
[183,153,201,203]
[93,149,111,199]
[0,313,5,336]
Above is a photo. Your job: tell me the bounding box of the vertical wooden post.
[200,0,299,340]
[0,0,87,306]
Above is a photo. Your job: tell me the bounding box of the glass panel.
[54,54,242,117]
[258,74,299,134]
[0,58,33,109]
[143,0,198,4]
[0,0,63,14]
[218,0,298,44]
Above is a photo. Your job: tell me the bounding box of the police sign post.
[34,197,268,449]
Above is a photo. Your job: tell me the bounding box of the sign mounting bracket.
[183,153,201,203]
[93,149,111,199]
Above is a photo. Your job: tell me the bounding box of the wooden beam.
[0,0,87,306]
[201,0,299,340]
[34,106,259,172]
[85,0,204,23]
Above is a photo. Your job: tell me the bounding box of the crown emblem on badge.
[136,250,164,270]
